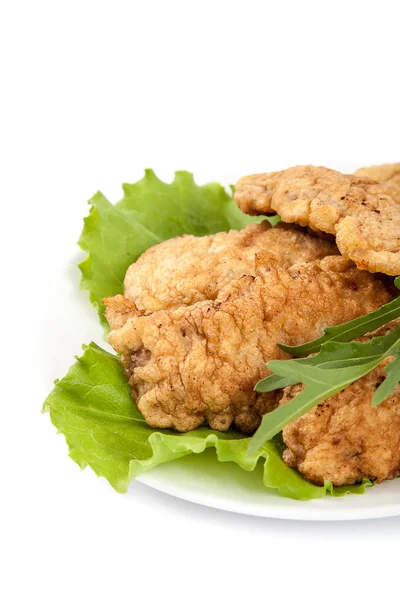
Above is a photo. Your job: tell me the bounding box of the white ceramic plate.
[41,252,400,521]
[138,455,400,521]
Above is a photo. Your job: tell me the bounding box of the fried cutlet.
[124,220,338,311]
[281,320,400,486]
[104,256,391,433]
[234,165,400,275]
[355,162,400,187]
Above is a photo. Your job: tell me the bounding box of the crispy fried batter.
[281,320,400,487]
[124,221,338,311]
[104,256,391,433]
[355,163,400,187]
[234,165,400,275]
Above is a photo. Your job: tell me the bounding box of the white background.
[2,1,400,598]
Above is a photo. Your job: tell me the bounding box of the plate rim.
[137,471,400,521]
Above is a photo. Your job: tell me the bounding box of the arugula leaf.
[372,351,400,406]
[249,327,400,455]
[279,277,400,357]
[78,170,264,325]
[255,333,391,393]
[43,343,370,500]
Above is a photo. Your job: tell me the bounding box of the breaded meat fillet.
[234,165,400,275]
[355,163,400,187]
[124,221,338,311]
[104,256,391,433]
[282,320,400,487]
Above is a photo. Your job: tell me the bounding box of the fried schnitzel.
[281,320,400,486]
[104,256,391,433]
[124,221,338,311]
[234,165,400,275]
[355,163,400,187]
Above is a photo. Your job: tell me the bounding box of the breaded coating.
[234,165,400,275]
[355,163,400,187]
[281,321,400,487]
[124,221,338,311]
[104,256,391,433]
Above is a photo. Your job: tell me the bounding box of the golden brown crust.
[336,201,400,274]
[281,319,400,487]
[124,221,338,311]
[104,256,391,433]
[234,165,400,275]
[355,163,400,187]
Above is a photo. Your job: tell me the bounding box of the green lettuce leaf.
[43,343,371,500]
[78,170,265,325]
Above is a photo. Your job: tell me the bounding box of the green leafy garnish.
[279,277,400,357]
[250,327,400,455]
[78,170,264,325]
[371,351,400,406]
[43,343,371,499]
